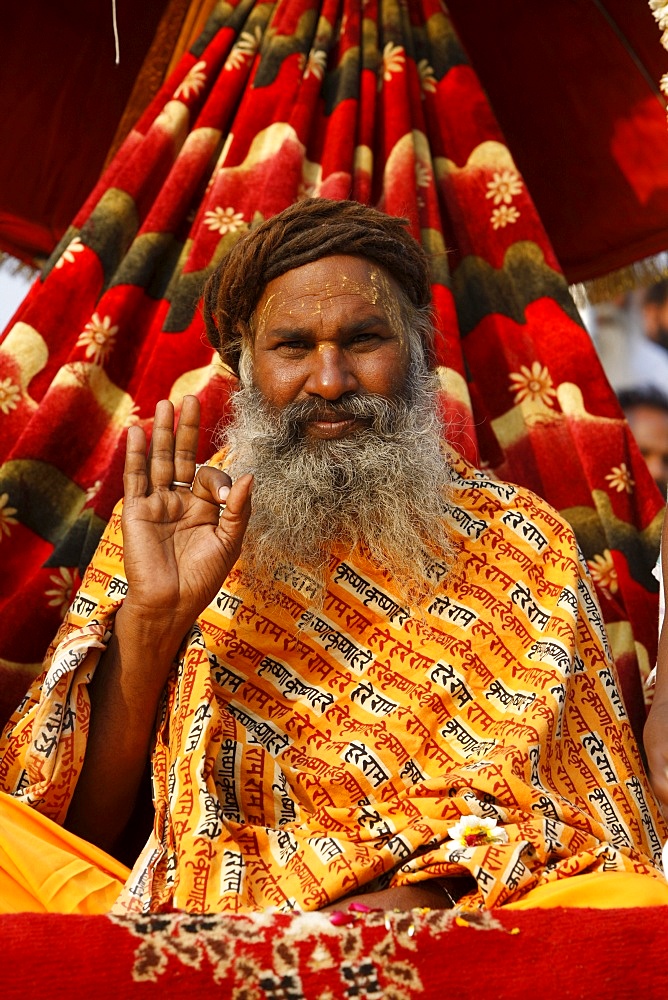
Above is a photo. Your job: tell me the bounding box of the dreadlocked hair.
[202,198,435,375]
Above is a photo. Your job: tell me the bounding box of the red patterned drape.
[0,0,662,741]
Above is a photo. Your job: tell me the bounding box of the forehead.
[252,254,405,331]
[628,404,668,439]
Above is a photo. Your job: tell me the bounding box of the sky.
[0,266,34,330]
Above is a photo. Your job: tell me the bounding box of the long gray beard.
[220,364,455,609]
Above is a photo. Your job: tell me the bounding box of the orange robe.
[1,453,666,913]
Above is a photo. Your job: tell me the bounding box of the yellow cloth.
[1,452,666,913]
[0,791,128,913]
[0,792,666,913]
[504,870,668,909]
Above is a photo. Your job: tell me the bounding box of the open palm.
[121,396,252,630]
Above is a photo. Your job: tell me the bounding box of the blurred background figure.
[585,295,668,395]
[642,280,668,353]
[618,386,668,498]
[583,290,668,499]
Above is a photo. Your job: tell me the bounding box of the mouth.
[304,415,368,439]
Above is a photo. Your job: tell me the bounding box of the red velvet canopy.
[3,1,668,282]
[448,0,668,283]
[0,2,171,262]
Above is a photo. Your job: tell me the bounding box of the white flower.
[650,0,668,30]
[0,377,21,415]
[605,463,635,494]
[225,27,263,71]
[448,815,509,848]
[381,42,405,82]
[45,567,79,619]
[226,49,247,72]
[174,60,207,100]
[83,480,102,505]
[203,206,247,235]
[55,236,85,269]
[0,493,18,538]
[485,169,523,205]
[417,58,437,95]
[491,204,520,229]
[76,313,118,365]
[304,48,327,80]
[237,26,263,54]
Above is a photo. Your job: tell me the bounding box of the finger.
[123,425,149,500]
[218,473,253,532]
[173,395,200,487]
[191,465,233,506]
[146,400,176,492]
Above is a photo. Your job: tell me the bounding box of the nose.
[304,344,358,400]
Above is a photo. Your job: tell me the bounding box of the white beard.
[220,354,455,609]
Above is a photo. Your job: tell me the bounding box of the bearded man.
[1,199,667,915]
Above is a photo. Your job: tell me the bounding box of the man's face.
[224,258,454,605]
[643,300,668,350]
[625,403,668,497]
[249,254,410,440]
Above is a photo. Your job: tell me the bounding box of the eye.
[275,338,310,355]
[348,329,386,349]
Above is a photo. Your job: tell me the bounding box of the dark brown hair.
[202,198,434,375]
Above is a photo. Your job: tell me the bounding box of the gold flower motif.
[45,567,79,618]
[605,463,635,494]
[509,361,558,407]
[225,27,263,70]
[55,236,85,269]
[76,313,118,365]
[587,550,619,594]
[304,49,327,80]
[174,60,207,99]
[0,377,21,415]
[381,42,405,82]
[417,58,437,94]
[485,169,523,205]
[203,207,247,235]
[491,204,520,229]
[83,480,102,505]
[0,492,18,538]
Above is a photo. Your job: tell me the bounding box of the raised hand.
[65,396,252,853]
[121,395,252,633]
